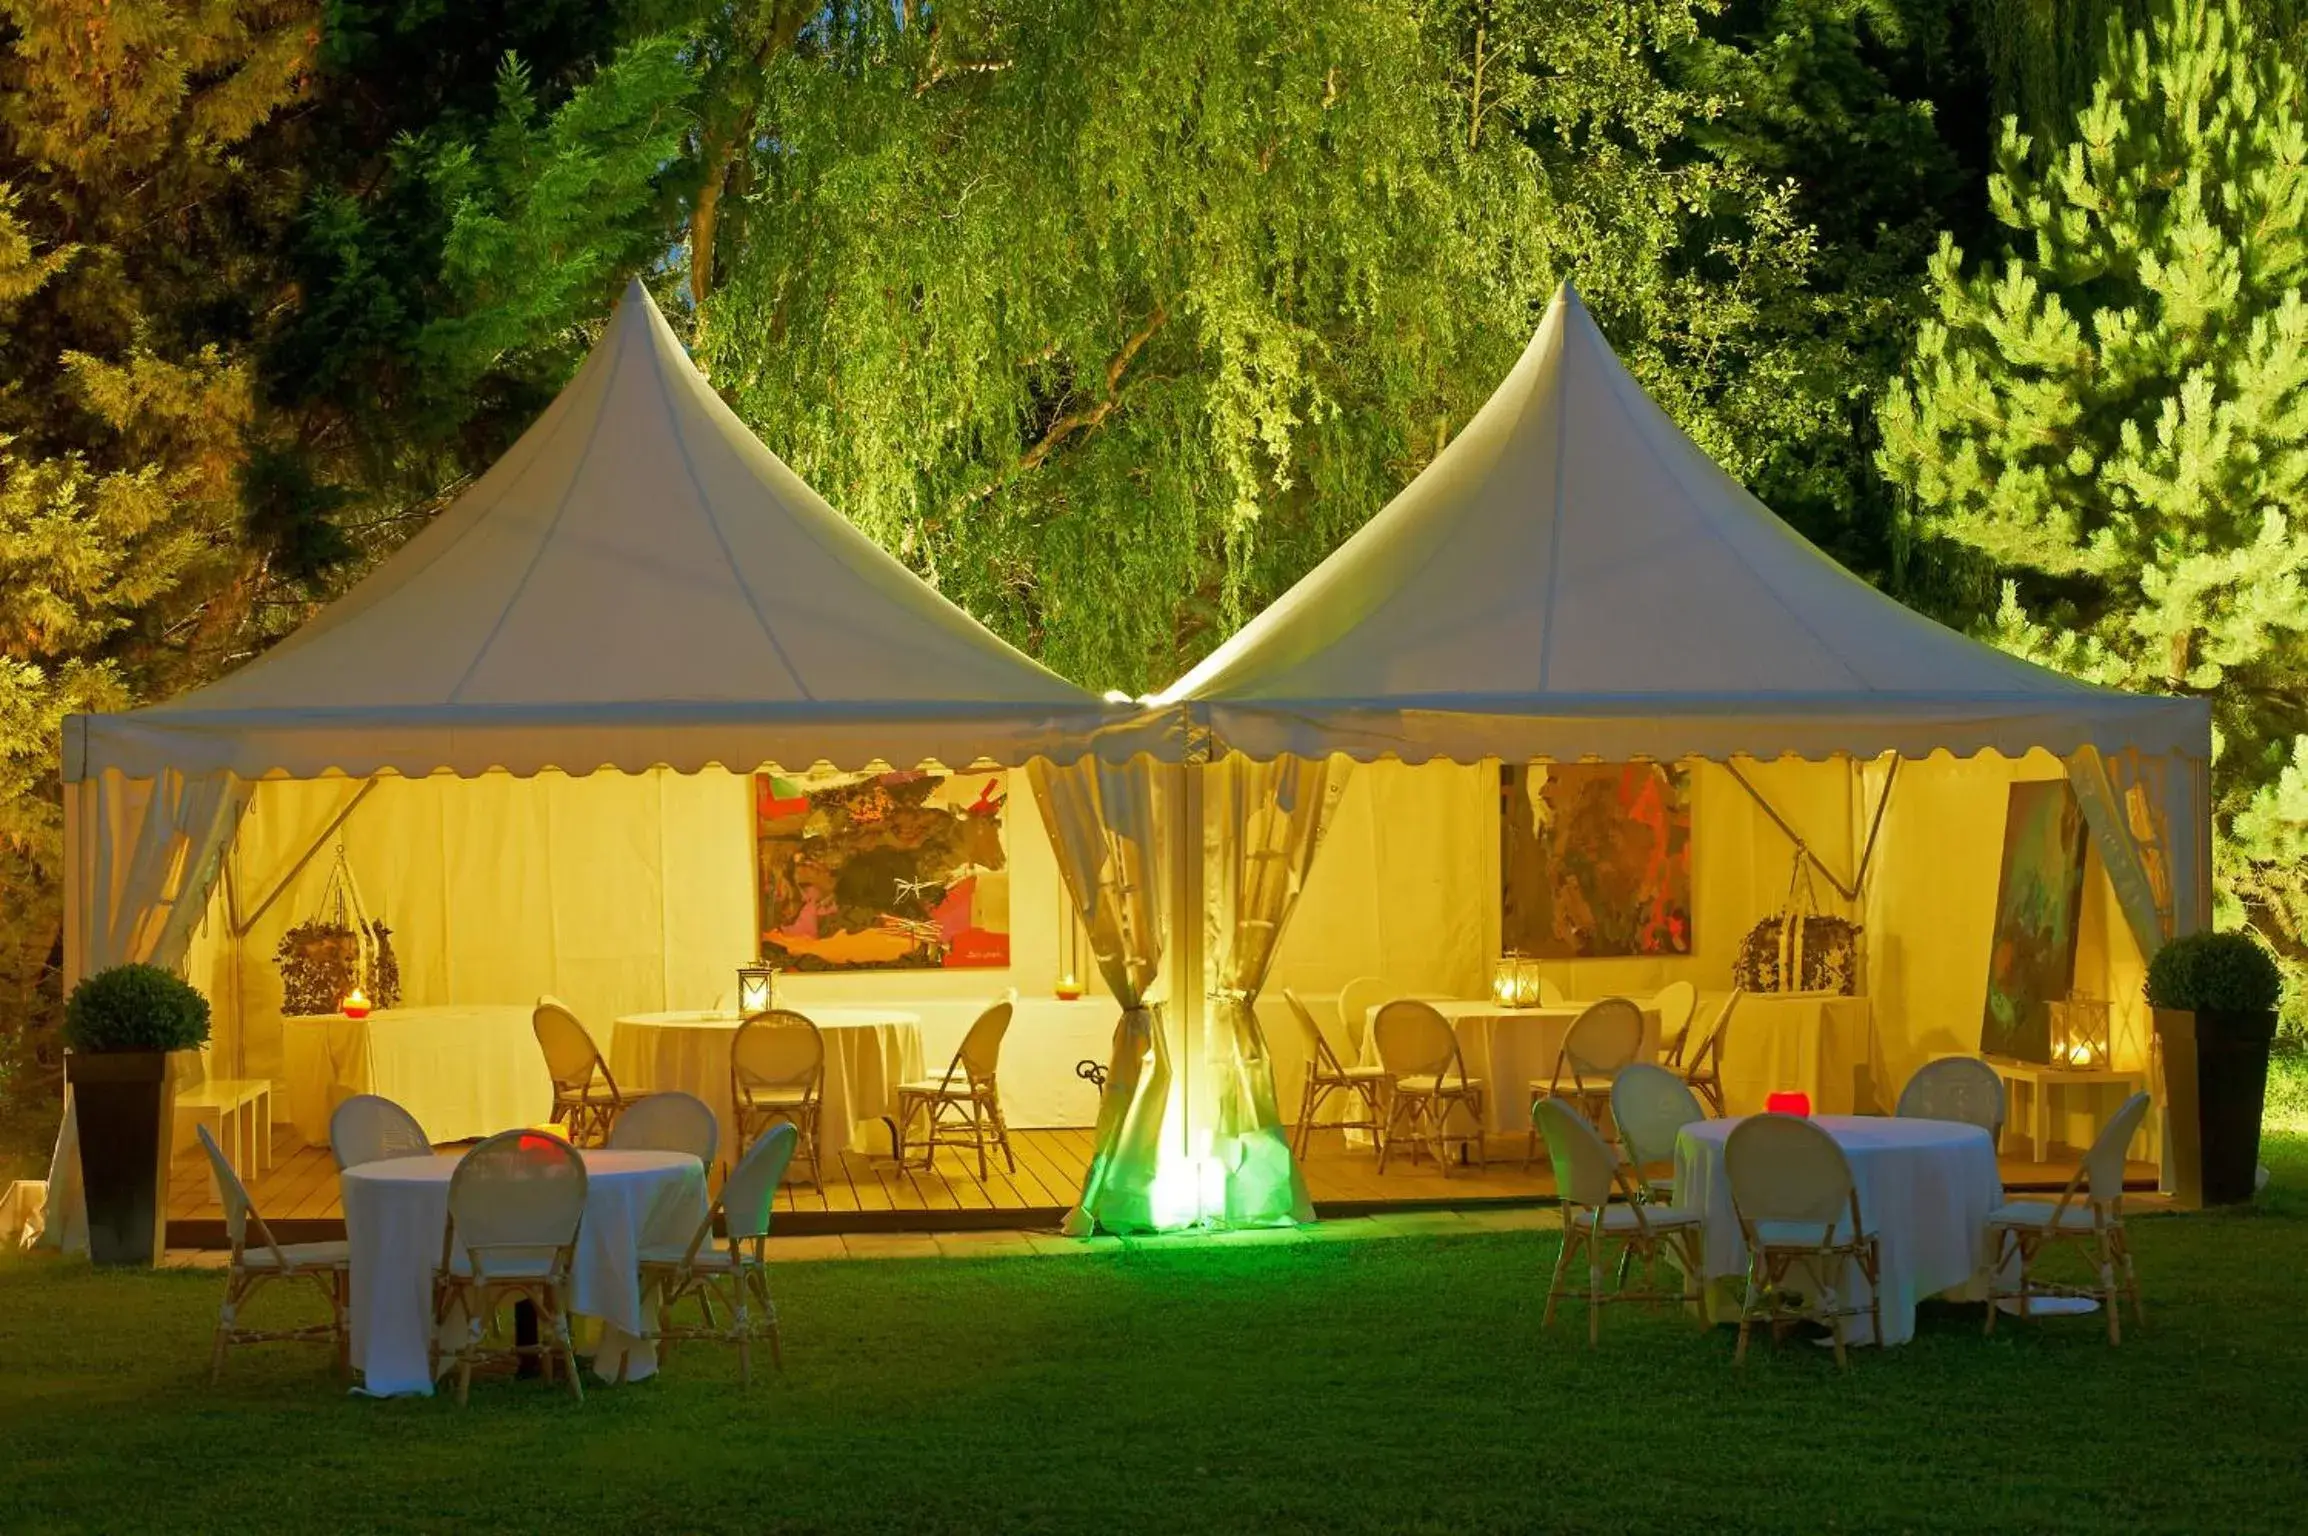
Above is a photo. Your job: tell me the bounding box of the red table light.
[341,986,371,1020]
[1766,1091,1811,1116]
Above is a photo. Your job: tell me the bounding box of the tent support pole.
[1724,757,1898,904]
[234,780,376,938]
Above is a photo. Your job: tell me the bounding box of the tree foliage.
[1879,0,2308,1005]
[698,0,1835,693]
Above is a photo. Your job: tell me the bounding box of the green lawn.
[4,1095,2307,1532]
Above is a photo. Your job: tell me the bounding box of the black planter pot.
[63,1050,174,1266]
[2194,1011,2274,1206]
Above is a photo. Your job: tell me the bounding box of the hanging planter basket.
[1732,849,1862,996]
[275,846,401,1015]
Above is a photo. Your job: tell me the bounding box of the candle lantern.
[2049,992,2112,1071]
[1493,951,1521,1007]
[736,961,778,1017]
[1055,907,1085,1000]
[341,986,371,1020]
[1765,1090,1812,1116]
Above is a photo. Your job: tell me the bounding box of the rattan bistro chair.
[1611,1062,1709,1205]
[328,1093,432,1172]
[533,999,626,1145]
[641,1122,799,1386]
[1533,1099,1704,1347]
[1672,989,1743,1115]
[196,1125,349,1383]
[1371,999,1486,1173]
[608,1091,721,1172]
[1283,987,1388,1157]
[1334,976,1392,1060]
[1986,1091,2153,1345]
[1724,1113,1882,1370]
[1650,980,1700,1064]
[1527,997,1645,1167]
[430,1129,589,1405]
[897,1000,1018,1179]
[730,1009,826,1186]
[1897,1056,2008,1143]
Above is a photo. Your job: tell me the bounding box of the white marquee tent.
[47,281,1152,1248]
[1156,285,2213,1214]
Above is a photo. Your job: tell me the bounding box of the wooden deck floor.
[164,1126,2152,1246]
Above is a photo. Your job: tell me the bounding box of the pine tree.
[1878,0,2308,1010]
[0,0,320,1159]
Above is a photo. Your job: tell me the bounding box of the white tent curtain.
[2065,745,2211,958]
[1028,756,1172,1235]
[1201,754,1350,1226]
[44,767,251,1254]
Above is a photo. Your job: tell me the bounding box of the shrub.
[2145,931,2284,1023]
[62,964,211,1054]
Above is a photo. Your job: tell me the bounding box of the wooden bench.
[176,1077,275,1184]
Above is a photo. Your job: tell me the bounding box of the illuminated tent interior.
[50,282,1151,1245]
[1139,285,2213,1230]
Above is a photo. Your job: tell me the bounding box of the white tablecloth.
[1716,993,1876,1116]
[1354,1000,1661,1135]
[284,1006,554,1146]
[342,1148,706,1396]
[1673,1115,2003,1346]
[611,1008,923,1170]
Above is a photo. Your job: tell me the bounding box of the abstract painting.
[754,768,1010,971]
[1500,762,1693,959]
[1981,778,2090,1062]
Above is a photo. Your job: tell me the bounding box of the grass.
[4,1103,2308,1532]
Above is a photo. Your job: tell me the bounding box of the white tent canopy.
[67,280,1128,786]
[1158,285,2208,770]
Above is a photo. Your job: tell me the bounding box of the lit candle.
[1056,972,1083,1001]
[1765,1090,1811,1116]
[342,986,371,1020]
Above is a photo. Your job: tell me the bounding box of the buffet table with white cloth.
[1714,992,1876,1116]
[342,1147,706,1395]
[1354,999,1661,1135]
[284,1006,553,1146]
[1673,1115,2003,1346]
[611,1008,923,1170]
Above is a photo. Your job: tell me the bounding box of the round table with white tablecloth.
[1673,1115,2004,1346]
[610,1008,923,1171]
[1353,999,1661,1135]
[342,1147,706,1396]
[283,1005,554,1147]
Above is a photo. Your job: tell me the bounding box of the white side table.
[1984,1056,2146,1162]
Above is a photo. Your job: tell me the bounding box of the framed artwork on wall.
[1980,778,2090,1063]
[1500,761,1694,959]
[753,768,1011,971]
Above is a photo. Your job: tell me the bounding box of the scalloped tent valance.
[1155,284,2208,769]
[64,280,1142,783]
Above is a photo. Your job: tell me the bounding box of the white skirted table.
[1354,999,1661,1135]
[1672,1114,2004,1346]
[611,1008,923,1170]
[1715,992,1876,1116]
[342,1147,706,1396]
[284,1005,554,1146]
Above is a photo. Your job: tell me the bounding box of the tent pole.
[234,779,376,938]
[1165,758,1208,1225]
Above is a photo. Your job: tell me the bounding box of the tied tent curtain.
[1202,754,1350,1226]
[2065,745,2211,958]
[85,768,252,973]
[1029,757,1170,1236]
[44,768,252,1255]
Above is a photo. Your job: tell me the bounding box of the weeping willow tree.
[699,0,1833,692]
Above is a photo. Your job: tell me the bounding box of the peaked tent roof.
[1157,285,2207,764]
[70,282,1135,781]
